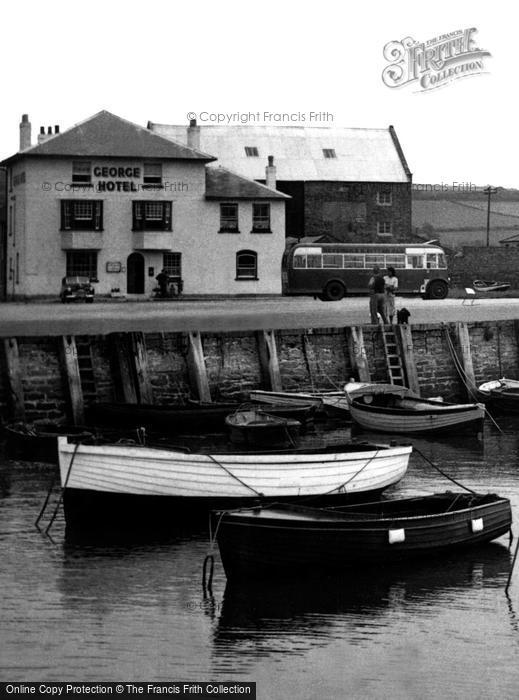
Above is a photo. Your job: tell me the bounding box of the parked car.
[60,276,95,303]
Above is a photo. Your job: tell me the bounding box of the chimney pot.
[265,154,276,189]
[47,126,52,135]
[19,113,32,150]
[54,125,60,134]
[40,126,45,134]
[187,120,201,150]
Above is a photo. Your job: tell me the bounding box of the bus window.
[366,254,385,268]
[307,254,322,268]
[344,254,364,268]
[323,254,343,268]
[438,253,447,268]
[386,254,406,269]
[293,254,306,268]
[426,253,438,269]
[406,255,424,269]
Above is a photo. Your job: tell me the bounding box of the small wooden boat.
[477,378,519,412]
[57,436,412,530]
[225,407,301,447]
[3,422,94,463]
[473,279,511,293]
[86,400,316,433]
[188,399,317,426]
[250,389,350,416]
[345,382,485,434]
[214,493,512,579]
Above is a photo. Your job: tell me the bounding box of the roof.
[205,166,290,200]
[148,123,411,183]
[1,111,216,164]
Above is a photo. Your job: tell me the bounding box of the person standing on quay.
[384,266,399,324]
[368,266,387,324]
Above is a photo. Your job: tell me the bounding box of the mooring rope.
[206,454,264,497]
[413,445,477,494]
[299,448,381,503]
[43,441,81,534]
[443,326,503,434]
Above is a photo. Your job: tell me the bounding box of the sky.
[1,0,517,188]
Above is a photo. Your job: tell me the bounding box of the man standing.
[156,269,169,298]
[368,266,388,323]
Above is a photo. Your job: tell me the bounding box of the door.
[127,253,145,294]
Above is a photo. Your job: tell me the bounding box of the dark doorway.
[127,253,145,294]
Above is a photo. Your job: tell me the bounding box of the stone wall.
[1,321,518,424]
[449,247,519,288]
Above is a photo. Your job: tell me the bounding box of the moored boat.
[473,279,511,293]
[3,422,94,463]
[57,436,412,530]
[86,400,316,432]
[250,389,349,416]
[214,493,513,579]
[225,407,301,447]
[345,382,485,434]
[477,378,519,412]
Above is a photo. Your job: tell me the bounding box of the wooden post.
[129,332,154,404]
[59,336,85,425]
[396,325,420,395]
[1,338,25,420]
[346,327,371,382]
[455,322,476,399]
[110,333,138,403]
[187,331,211,402]
[257,330,282,391]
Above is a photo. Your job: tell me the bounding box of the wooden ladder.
[75,336,97,404]
[379,323,406,386]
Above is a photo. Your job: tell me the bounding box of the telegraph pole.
[484,186,498,247]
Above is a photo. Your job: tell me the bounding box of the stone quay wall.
[1,320,518,424]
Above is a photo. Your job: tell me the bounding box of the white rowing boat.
[57,436,412,529]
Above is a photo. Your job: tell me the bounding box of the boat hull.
[57,437,411,530]
[87,401,316,432]
[215,495,512,579]
[349,401,485,434]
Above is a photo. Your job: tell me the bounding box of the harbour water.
[1,419,519,699]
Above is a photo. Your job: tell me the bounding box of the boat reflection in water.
[213,544,512,659]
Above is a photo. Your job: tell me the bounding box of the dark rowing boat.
[225,407,301,447]
[3,422,94,463]
[86,400,316,433]
[214,493,512,579]
[477,378,519,412]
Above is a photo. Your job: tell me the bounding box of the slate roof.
[148,123,411,183]
[1,111,216,164]
[205,166,290,200]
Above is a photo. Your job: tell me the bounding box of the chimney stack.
[19,114,32,151]
[265,155,276,189]
[187,118,200,150]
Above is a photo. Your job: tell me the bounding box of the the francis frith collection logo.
[382,28,491,92]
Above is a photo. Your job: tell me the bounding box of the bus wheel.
[324,281,346,301]
[426,280,448,299]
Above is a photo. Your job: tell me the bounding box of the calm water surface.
[2,419,519,699]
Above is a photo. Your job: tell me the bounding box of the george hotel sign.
[93,165,142,192]
[382,28,491,92]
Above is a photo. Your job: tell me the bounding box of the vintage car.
[59,276,95,303]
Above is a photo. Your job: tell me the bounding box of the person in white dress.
[384,267,399,324]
